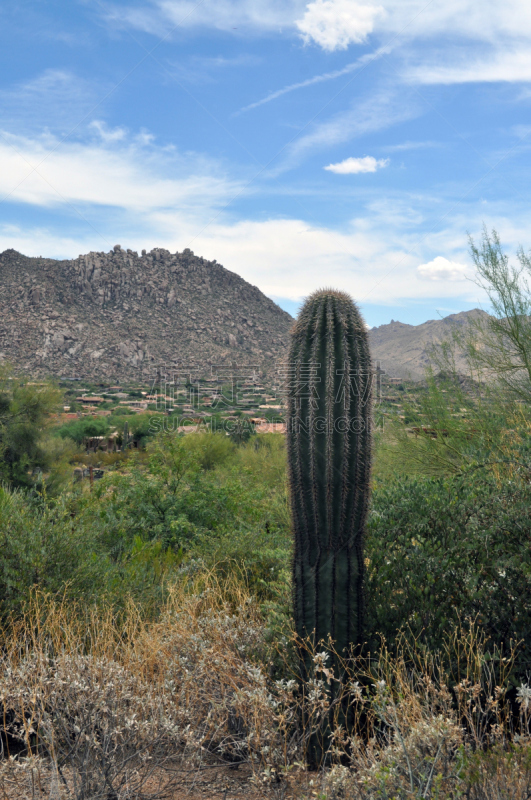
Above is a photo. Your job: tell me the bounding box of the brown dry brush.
[1,585,531,799]
[306,623,531,799]
[0,578,305,799]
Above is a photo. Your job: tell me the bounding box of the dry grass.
[1,579,531,799]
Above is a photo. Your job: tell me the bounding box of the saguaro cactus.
[287,289,373,668]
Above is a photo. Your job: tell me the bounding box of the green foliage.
[180,430,235,470]
[227,417,256,445]
[366,467,531,678]
[466,226,531,400]
[56,415,110,445]
[111,406,136,416]
[376,365,529,482]
[123,412,163,447]
[0,485,111,616]
[0,368,62,488]
[60,432,290,581]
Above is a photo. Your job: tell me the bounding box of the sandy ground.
[0,759,312,799]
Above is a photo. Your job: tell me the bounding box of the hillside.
[0,246,293,381]
[0,246,489,383]
[368,309,489,380]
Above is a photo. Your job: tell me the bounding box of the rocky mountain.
[0,246,489,384]
[0,246,293,381]
[368,309,490,380]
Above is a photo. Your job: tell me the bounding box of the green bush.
[0,369,62,488]
[56,416,110,445]
[0,485,111,616]
[366,468,531,678]
[180,431,235,470]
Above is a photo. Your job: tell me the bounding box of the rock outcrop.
[0,246,293,380]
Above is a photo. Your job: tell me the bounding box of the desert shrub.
[85,431,285,561]
[0,482,186,620]
[0,486,112,619]
[0,582,304,797]
[180,430,235,470]
[0,368,62,489]
[304,625,531,799]
[1,653,181,799]
[202,524,291,601]
[2,583,531,799]
[117,411,164,448]
[235,433,287,490]
[366,467,531,678]
[0,429,292,620]
[56,416,110,445]
[109,406,136,416]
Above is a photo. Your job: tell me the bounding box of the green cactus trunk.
[286,289,373,764]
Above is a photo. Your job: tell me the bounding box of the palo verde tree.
[465,226,531,401]
[286,289,373,765]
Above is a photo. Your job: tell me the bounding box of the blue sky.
[2,0,531,326]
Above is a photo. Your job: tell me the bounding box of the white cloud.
[0,130,240,213]
[104,0,531,88]
[376,0,531,45]
[404,48,531,85]
[89,121,127,143]
[105,0,531,52]
[104,0,306,35]
[324,155,389,174]
[181,219,483,304]
[417,256,468,281]
[384,141,439,152]
[0,128,519,309]
[168,53,262,85]
[107,0,531,50]
[0,208,486,306]
[372,1,531,85]
[296,0,383,51]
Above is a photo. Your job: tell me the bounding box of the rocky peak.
[0,247,293,381]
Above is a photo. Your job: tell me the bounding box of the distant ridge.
[0,246,488,383]
[368,309,489,380]
[0,246,293,381]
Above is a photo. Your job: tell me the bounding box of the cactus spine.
[287,289,373,670]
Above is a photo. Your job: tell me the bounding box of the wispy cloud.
[89,120,128,143]
[376,0,531,45]
[0,129,240,213]
[0,69,101,134]
[103,0,306,36]
[236,46,389,114]
[274,87,420,173]
[0,157,518,307]
[324,155,389,173]
[105,0,531,99]
[383,140,440,152]
[168,53,261,84]
[404,47,531,84]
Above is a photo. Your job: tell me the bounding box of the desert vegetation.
[1,230,531,798]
